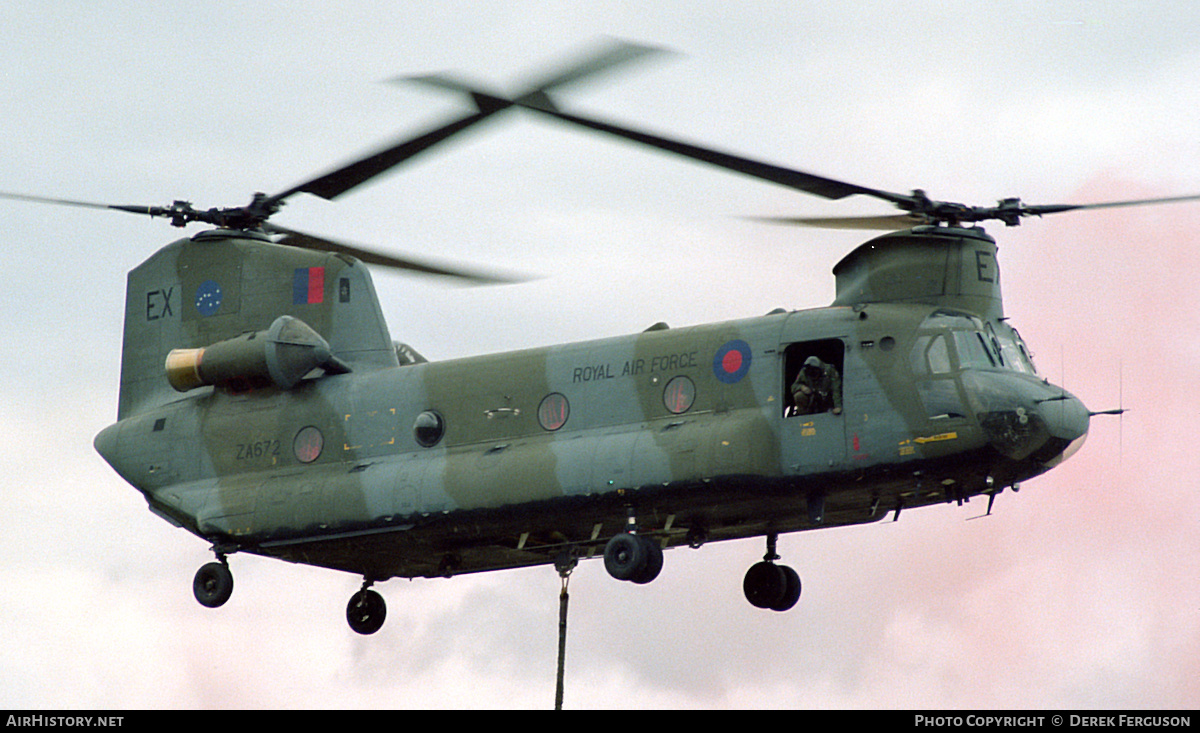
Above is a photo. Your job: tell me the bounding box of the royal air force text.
[572,352,699,384]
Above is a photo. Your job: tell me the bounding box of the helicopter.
[5,41,1191,636]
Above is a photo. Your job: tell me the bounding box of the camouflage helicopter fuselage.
[95,223,1090,588]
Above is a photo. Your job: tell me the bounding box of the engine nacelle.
[165,315,349,392]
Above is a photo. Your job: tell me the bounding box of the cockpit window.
[913,311,1037,375]
[953,330,997,369]
[987,323,1038,375]
[911,334,952,374]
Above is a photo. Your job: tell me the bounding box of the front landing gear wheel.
[604,533,647,581]
[773,564,802,612]
[632,538,663,585]
[604,533,663,584]
[743,561,802,612]
[346,588,387,635]
[193,561,233,608]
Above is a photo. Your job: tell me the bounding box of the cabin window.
[663,376,696,414]
[783,339,844,417]
[293,426,324,463]
[413,410,445,447]
[537,393,570,431]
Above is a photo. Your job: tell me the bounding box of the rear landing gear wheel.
[193,561,233,608]
[346,588,386,635]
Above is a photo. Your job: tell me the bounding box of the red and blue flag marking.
[293,267,325,305]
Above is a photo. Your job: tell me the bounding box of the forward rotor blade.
[262,223,528,284]
[520,102,1200,225]
[1021,193,1200,217]
[511,100,914,205]
[746,213,928,230]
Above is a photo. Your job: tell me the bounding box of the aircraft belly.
[238,433,1037,581]
[143,478,213,535]
[245,469,881,579]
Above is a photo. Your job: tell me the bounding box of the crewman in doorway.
[791,356,842,415]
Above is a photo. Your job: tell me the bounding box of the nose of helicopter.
[962,371,1090,468]
[1035,388,1091,467]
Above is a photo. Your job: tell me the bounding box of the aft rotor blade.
[0,190,215,226]
[401,38,670,109]
[287,39,669,207]
[746,213,928,230]
[510,38,671,97]
[262,223,528,284]
[270,110,501,203]
[0,191,156,216]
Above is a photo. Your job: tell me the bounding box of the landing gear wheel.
[743,561,787,609]
[771,564,802,612]
[604,533,663,583]
[346,588,387,635]
[632,538,663,585]
[743,562,801,611]
[604,533,647,581]
[193,561,233,608]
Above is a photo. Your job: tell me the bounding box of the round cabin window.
[538,393,570,431]
[413,410,445,447]
[663,376,696,414]
[293,426,324,464]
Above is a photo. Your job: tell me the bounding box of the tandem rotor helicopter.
[6,41,1193,635]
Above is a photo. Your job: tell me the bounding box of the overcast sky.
[2,0,1198,709]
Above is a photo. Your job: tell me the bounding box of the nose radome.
[1039,392,1090,442]
[1037,391,1090,467]
[965,371,1090,467]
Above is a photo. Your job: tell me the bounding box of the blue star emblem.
[194,280,222,316]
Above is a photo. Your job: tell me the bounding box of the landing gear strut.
[742,534,801,612]
[346,580,387,635]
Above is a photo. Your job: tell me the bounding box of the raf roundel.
[713,339,752,384]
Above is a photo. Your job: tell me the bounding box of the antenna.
[1087,361,1127,481]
